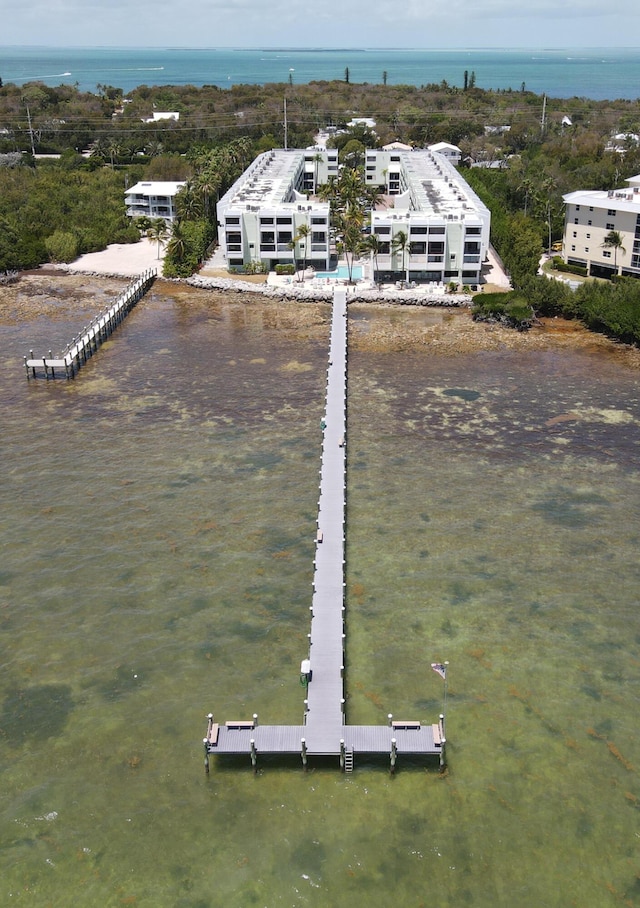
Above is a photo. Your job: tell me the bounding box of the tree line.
[1,77,639,345]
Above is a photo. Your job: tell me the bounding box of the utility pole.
[541,94,547,134]
[283,97,288,151]
[25,102,36,156]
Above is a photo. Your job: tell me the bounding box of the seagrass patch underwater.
[0,283,639,907]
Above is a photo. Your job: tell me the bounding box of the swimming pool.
[314,265,363,281]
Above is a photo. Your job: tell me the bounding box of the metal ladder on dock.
[344,748,354,773]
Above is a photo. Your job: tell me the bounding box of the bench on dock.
[207,723,219,745]
[391,720,421,731]
[316,529,324,543]
[432,723,442,746]
[225,720,255,730]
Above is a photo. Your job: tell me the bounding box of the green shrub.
[472,290,534,330]
[551,257,587,277]
[45,230,79,263]
[275,263,295,275]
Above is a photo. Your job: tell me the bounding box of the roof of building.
[373,150,489,223]
[125,181,185,197]
[143,111,180,123]
[563,186,640,214]
[220,150,329,213]
[428,142,462,154]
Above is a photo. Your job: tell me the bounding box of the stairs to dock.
[344,748,354,773]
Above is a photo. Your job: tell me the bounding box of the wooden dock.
[205,288,446,773]
[24,269,156,379]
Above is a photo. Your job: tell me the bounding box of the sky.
[0,0,638,48]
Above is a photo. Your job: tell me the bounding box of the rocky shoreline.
[2,270,639,368]
[186,273,473,307]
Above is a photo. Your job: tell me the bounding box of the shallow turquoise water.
[1,284,639,906]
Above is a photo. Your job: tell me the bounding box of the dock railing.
[24,269,156,380]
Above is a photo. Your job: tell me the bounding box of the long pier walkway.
[24,269,156,379]
[205,288,445,772]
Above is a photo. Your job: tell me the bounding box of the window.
[603,250,611,258]
[574,218,579,224]
[276,217,292,225]
[410,242,426,255]
[429,226,445,235]
[260,217,274,225]
[588,220,592,226]
[226,216,240,225]
[311,217,326,225]
[573,232,577,238]
[410,226,428,235]
[376,226,391,235]
[586,233,590,239]
[277,231,292,243]
[312,232,326,244]
[607,209,616,216]
[261,231,275,244]
[466,226,482,235]
[226,232,241,244]
[575,205,580,211]
[571,245,576,251]
[428,242,445,255]
[606,222,614,230]
[585,247,589,252]
[390,155,400,161]
[589,206,594,212]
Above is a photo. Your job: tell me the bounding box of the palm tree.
[175,181,203,221]
[106,137,127,169]
[166,221,187,264]
[602,230,626,275]
[392,229,409,282]
[294,224,311,278]
[312,151,323,195]
[336,211,364,283]
[360,234,381,284]
[147,218,169,259]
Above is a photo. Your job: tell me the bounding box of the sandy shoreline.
[3,270,639,368]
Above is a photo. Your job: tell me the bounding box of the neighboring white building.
[562,174,640,278]
[366,148,490,284]
[125,181,185,223]
[143,111,180,124]
[217,149,338,272]
[428,142,462,166]
[382,141,413,151]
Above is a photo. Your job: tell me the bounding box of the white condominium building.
[562,175,640,278]
[217,149,338,272]
[217,147,490,283]
[366,149,490,284]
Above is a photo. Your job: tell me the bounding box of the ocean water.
[1,281,640,906]
[1,46,640,100]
